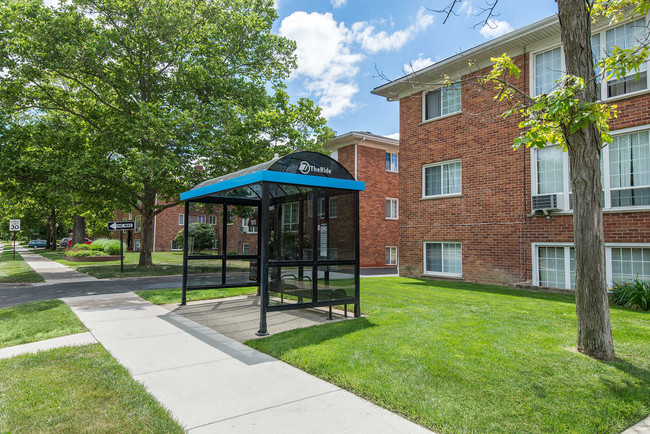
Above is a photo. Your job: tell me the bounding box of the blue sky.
[274,0,559,139]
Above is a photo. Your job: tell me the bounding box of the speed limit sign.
[9,219,20,232]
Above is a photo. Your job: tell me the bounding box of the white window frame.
[243,243,250,255]
[423,241,463,278]
[178,214,184,226]
[530,17,650,101]
[422,159,462,199]
[226,210,234,226]
[422,82,462,122]
[385,246,398,266]
[209,215,217,225]
[241,217,258,234]
[532,242,650,289]
[171,239,182,251]
[531,125,650,212]
[134,215,142,233]
[329,197,338,218]
[283,202,299,232]
[385,198,399,220]
[386,152,398,172]
[134,239,141,252]
[197,215,206,224]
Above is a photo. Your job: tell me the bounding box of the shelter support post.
[181,201,190,305]
[257,182,270,336]
[354,191,361,317]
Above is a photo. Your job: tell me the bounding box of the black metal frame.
[181,180,361,336]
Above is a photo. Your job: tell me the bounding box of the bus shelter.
[179,151,365,336]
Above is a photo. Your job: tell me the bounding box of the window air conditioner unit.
[532,193,563,213]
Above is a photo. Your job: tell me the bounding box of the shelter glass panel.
[316,265,355,301]
[318,189,355,260]
[268,264,314,306]
[268,184,313,261]
[225,259,258,286]
[186,260,222,288]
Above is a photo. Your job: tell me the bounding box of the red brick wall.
[334,144,399,268]
[398,52,650,285]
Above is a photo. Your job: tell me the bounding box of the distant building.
[326,131,399,271]
[114,205,258,254]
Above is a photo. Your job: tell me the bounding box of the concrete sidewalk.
[63,292,431,433]
[13,245,98,285]
[0,332,97,359]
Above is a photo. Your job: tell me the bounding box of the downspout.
[354,144,358,179]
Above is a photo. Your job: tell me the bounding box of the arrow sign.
[107,221,135,231]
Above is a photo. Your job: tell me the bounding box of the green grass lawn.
[36,250,245,279]
[137,286,256,304]
[0,344,183,432]
[0,300,88,349]
[0,245,44,283]
[246,277,650,433]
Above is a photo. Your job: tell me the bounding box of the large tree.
[0,0,332,266]
[431,0,650,360]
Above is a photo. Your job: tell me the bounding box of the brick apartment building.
[372,14,650,289]
[326,131,399,270]
[114,205,259,255]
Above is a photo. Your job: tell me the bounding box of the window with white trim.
[424,82,461,121]
[171,239,181,251]
[283,202,299,231]
[423,160,462,198]
[243,243,250,255]
[533,18,649,100]
[533,128,650,211]
[134,239,141,252]
[329,197,338,218]
[385,246,397,265]
[197,215,206,224]
[226,210,234,225]
[385,198,398,219]
[242,217,258,234]
[533,243,650,289]
[535,47,563,96]
[209,215,216,225]
[134,215,141,233]
[386,152,398,172]
[178,214,184,226]
[424,242,462,276]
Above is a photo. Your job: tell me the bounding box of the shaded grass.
[0,300,88,349]
[0,344,183,432]
[246,277,650,433]
[137,286,256,305]
[36,250,248,279]
[0,247,43,283]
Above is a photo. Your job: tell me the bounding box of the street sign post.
[107,221,134,274]
[9,219,20,260]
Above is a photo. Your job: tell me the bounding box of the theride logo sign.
[298,161,332,175]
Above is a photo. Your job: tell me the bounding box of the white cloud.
[403,54,434,73]
[351,7,434,53]
[458,1,475,17]
[330,0,346,8]
[279,11,362,118]
[385,132,400,141]
[480,19,514,39]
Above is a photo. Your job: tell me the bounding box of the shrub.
[611,278,650,311]
[175,223,216,253]
[91,238,125,255]
[65,250,109,258]
[73,244,91,250]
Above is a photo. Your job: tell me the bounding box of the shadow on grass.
[402,278,579,305]
[607,356,650,384]
[246,317,376,356]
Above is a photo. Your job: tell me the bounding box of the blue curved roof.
[181,151,365,201]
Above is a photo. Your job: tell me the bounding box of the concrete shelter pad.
[164,295,350,342]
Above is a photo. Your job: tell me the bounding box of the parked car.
[67,238,92,247]
[28,239,47,248]
[59,237,71,247]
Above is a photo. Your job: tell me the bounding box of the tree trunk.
[138,187,156,267]
[558,0,614,360]
[50,208,57,250]
[46,213,51,249]
[72,213,86,246]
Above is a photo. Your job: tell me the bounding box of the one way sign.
[107,221,135,231]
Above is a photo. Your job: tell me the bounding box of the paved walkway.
[0,332,97,359]
[13,245,98,284]
[63,292,431,433]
